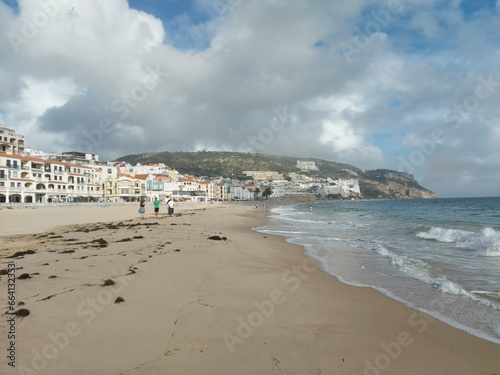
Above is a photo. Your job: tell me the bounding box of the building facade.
[0,152,103,203]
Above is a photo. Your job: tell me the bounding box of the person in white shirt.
[167,198,174,217]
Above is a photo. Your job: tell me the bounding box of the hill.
[115,151,438,199]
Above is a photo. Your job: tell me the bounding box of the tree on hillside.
[262,187,273,199]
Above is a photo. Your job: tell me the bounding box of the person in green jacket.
[153,197,160,217]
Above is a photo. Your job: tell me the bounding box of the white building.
[323,179,361,197]
[0,153,104,203]
[232,184,256,200]
[296,160,318,171]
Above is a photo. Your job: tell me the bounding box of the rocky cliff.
[358,170,438,199]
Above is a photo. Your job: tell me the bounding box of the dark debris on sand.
[7,250,36,258]
[208,235,227,241]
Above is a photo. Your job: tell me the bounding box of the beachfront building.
[104,173,148,202]
[322,179,361,197]
[198,181,214,201]
[214,183,228,201]
[144,175,180,201]
[0,152,104,203]
[232,183,256,201]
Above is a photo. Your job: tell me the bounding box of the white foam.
[417,226,500,256]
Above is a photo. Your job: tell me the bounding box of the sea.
[255,197,500,344]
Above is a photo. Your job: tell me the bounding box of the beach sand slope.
[0,204,499,374]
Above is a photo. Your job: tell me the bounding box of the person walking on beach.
[153,196,160,218]
[167,197,174,217]
[138,199,146,219]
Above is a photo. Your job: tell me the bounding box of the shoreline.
[0,203,498,374]
[259,200,500,346]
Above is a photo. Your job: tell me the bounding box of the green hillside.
[115,151,438,199]
[116,151,359,179]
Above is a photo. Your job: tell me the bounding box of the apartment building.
[214,183,228,201]
[104,174,147,202]
[0,152,103,203]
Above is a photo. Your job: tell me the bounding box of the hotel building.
[0,125,104,203]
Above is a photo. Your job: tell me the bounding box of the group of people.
[138,197,174,219]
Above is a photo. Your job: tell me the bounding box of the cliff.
[358,170,438,199]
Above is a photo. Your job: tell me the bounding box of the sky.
[0,0,499,198]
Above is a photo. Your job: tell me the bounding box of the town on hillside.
[0,125,361,204]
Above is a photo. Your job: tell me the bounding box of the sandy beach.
[0,203,499,375]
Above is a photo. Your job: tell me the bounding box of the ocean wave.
[416,227,473,243]
[416,227,500,256]
[376,245,500,310]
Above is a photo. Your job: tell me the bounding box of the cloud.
[0,0,499,197]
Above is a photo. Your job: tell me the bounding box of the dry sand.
[0,203,499,375]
